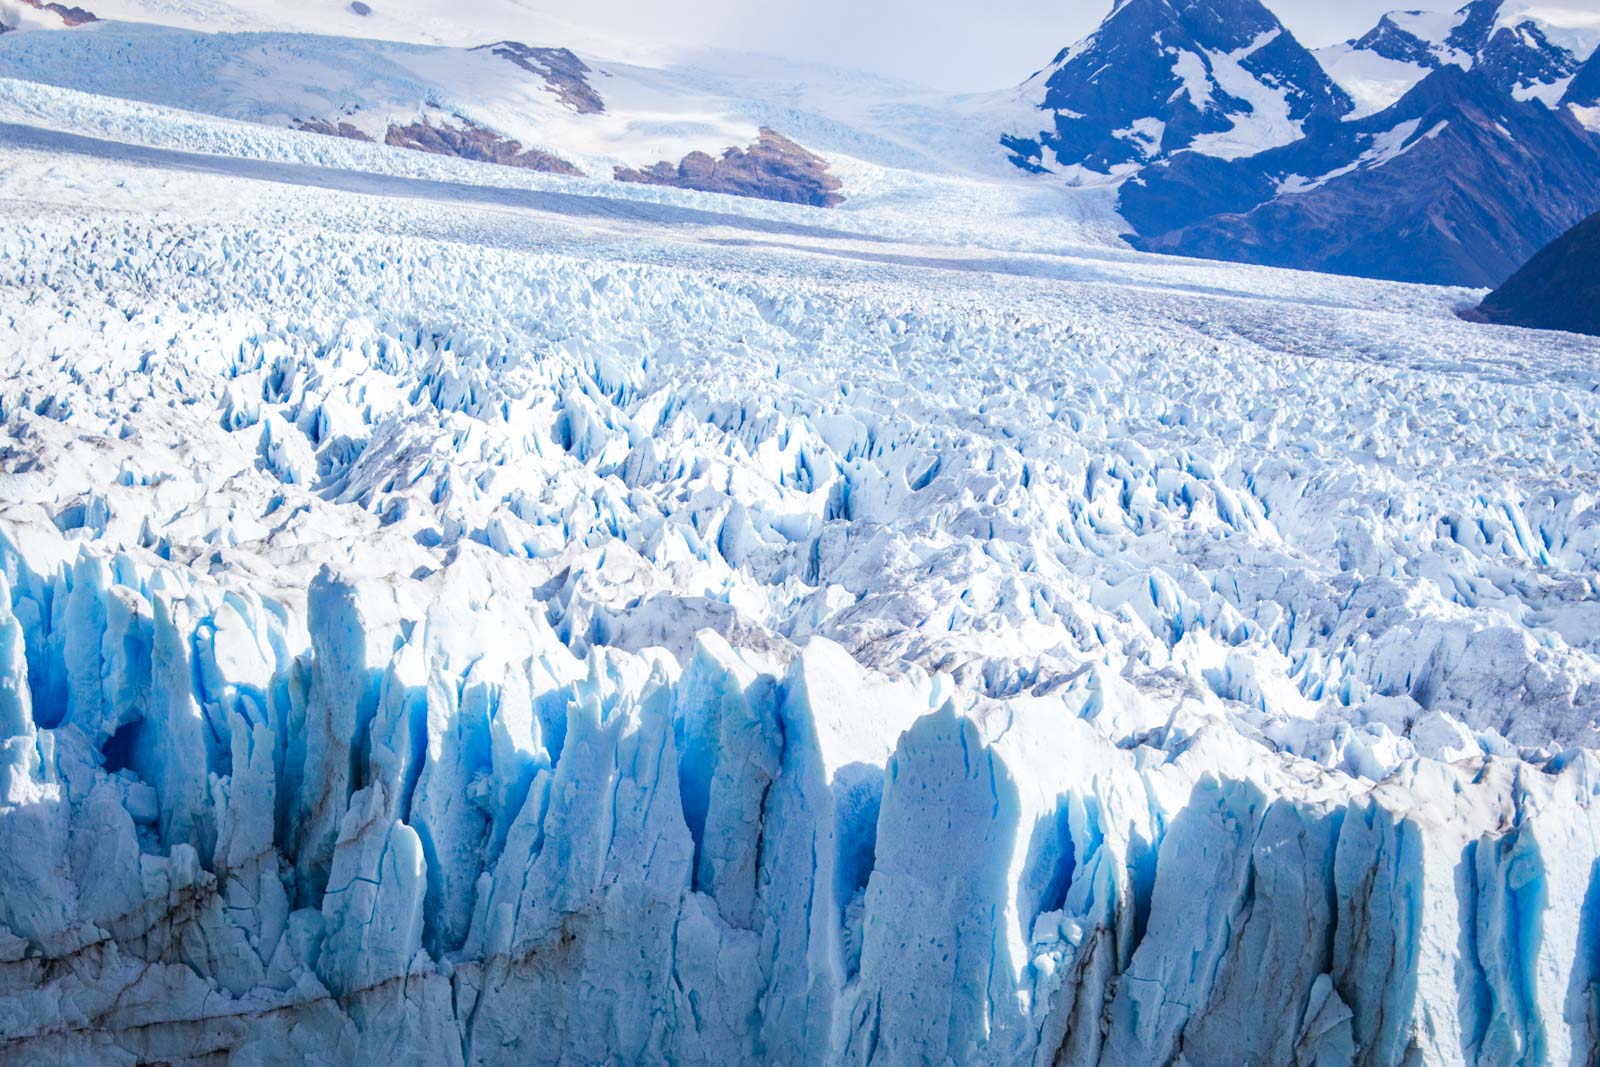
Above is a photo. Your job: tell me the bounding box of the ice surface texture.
[1,137,1599,1065]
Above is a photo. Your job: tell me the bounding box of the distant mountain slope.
[0,21,856,205]
[1565,44,1600,130]
[1002,0,1352,177]
[17,0,613,52]
[1124,65,1600,285]
[1316,0,1599,118]
[1005,0,1600,287]
[0,15,1125,247]
[1469,208,1600,334]
[0,0,99,31]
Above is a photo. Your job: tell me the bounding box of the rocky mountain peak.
[1004,0,1350,175]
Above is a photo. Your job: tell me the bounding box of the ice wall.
[1,544,1597,1065]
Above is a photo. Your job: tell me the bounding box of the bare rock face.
[614,128,843,208]
[384,118,583,175]
[18,0,99,27]
[350,1,373,15]
[292,118,374,143]
[293,114,583,176]
[1468,208,1600,337]
[476,42,605,115]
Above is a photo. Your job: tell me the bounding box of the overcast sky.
[544,0,1408,91]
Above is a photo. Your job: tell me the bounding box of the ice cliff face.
[1,139,1600,1064]
[15,561,1600,1067]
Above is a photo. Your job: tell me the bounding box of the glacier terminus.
[0,2,1599,1065]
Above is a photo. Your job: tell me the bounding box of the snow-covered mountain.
[6,0,1596,287]
[0,8,1089,227]
[1002,0,1353,177]
[1124,63,1600,285]
[1006,0,1600,286]
[0,20,853,204]
[1316,0,1600,118]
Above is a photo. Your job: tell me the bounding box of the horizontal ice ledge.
[1,541,1597,1066]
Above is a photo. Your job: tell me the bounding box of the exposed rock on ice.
[615,128,845,208]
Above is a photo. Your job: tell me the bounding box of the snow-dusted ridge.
[1,12,1600,1067]
[1316,0,1600,119]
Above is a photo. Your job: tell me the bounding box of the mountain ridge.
[1003,0,1352,176]
[1005,0,1600,285]
[1125,63,1600,285]
[1470,207,1600,334]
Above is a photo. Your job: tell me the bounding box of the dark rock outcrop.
[614,128,843,207]
[293,118,374,142]
[1468,209,1600,335]
[18,0,98,27]
[1349,12,1448,69]
[384,118,583,175]
[475,42,604,115]
[294,114,583,176]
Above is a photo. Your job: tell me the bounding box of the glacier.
[0,64,1598,1066]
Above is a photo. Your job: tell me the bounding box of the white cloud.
[555,0,1421,92]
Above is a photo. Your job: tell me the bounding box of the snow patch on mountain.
[1315,44,1443,119]
[1168,46,1214,110]
[1512,71,1574,103]
[1495,0,1600,63]
[1320,0,1600,119]
[1391,7,1475,48]
[1275,117,1447,194]
[1185,30,1309,160]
